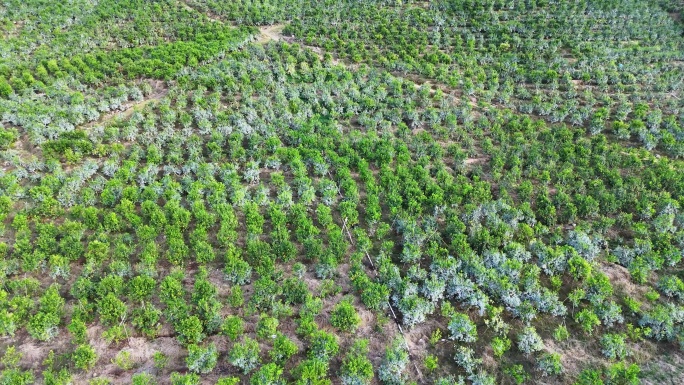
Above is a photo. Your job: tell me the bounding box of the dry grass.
[256,24,286,45]
[642,349,684,385]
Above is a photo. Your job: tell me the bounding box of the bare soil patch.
[465,157,488,165]
[599,262,650,303]
[256,24,286,44]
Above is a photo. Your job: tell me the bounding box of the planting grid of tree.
[0,0,684,384]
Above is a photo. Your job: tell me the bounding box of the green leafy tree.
[186,343,218,374]
[250,363,285,385]
[256,315,279,340]
[424,354,438,373]
[447,313,477,343]
[132,305,162,338]
[222,315,244,341]
[378,339,409,385]
[292,358,331,385]
[517,327,544,355]
[72,344,98,371]
[575,309,601,335]
[27,312,60,341]
[229,337,261,374]
[308,330,339,361]
[0,367,34,385]
[270,333,298,363]
[491,337,511,358]
[341,339,374,385]
[0,346,33,385]
[224,246,252,285]
[605,362,640,385]
[216,378,240,385]
[98,293,127,326]
[176,316,204,345]
[132,373,157,385]
[600,334,630,360]
[112,350,134,370]
[330,299,361,333]
[68,318,87,344]
[153,352,169,370]
[537,352,563,376]
[129,275,156,302]
[170,372,200,385]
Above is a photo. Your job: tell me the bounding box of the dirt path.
[80,81,168,131]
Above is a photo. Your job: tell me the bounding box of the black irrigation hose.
[341,216,425,382]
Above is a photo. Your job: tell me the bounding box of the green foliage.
[186,343,218,374]
[90,378,113,385]
[256,314,279,340]
[553,325,570,342]
[72,344,98,371]
[504,365,530,385]
[424,354,438,373]
[98,293,127,326]
[270,333,298,363]
[282,278,308,305]
[215,378,240,385]
[3,1,684,383]
[623,297,641,315]
[222,315,244,341]
[0,367,35,385]
[131,373,156,385]
[517,327,544,355]
[131,305,162,338]
[129,275,156,302]
[340,339,374,385]
[378,339,409,385]
[318,279,341,298]
[574,369,604,385]
[292,358,331,385]
[0,79,13,98]
[102,325,128,344]
[429,329,442,346]
[359,282,390,312]
[491,336,511,358]
[27,312,60,342]
[0,127,18,150]
[153,352,169,370]
[112,350,134,370]
[42,367,72,385]
[537,352,563,376]
[0,347,33,385]
[170,372,201,385]
[224,246,252,285]
[1,346,22,368]
[568,256,592,281]
[250,363,284,385]
[228,286,244,308]
[176,316,204,346]
[605,362,640,385]
[27,285,65,341]
[229,337,261,374]
[330,299,361,333]
[308,330,339,361]
[600,334,630,360]
[644,289,660,302]
[447,313,477,343]
[42,131,94,158]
